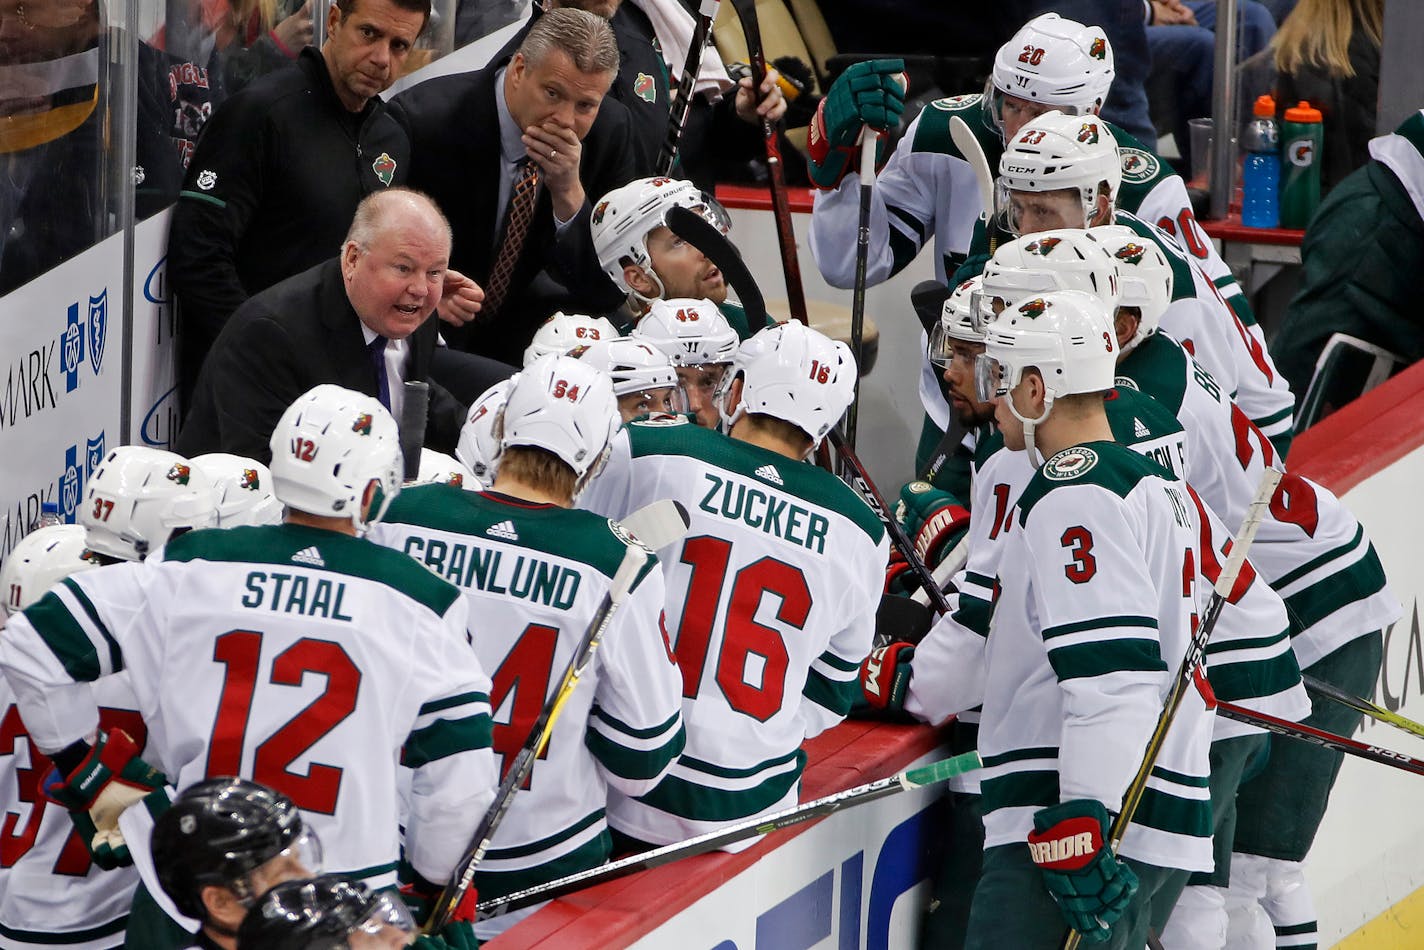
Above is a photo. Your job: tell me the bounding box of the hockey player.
[591,176,771,340]
[521,311,620,367]
[81,445,220,564]
[368,356,685,940]
[572,337,689,423]
[631,296,740,429]
[455,379,515,489]
[1097,231,1400,949]
[579,321,888,847]
[0,385,497,945]
[151,778,322,950]
[2,525,99,617]
[191,454,283,527]
[807,12,1252,471]
[237,875,425,949]
[962,289,1213,948]
[991,114,1296,454]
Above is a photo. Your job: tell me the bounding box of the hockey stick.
[665,204,952,614]
[841,129,878,453]
[399,380,430,481]
[477,750,982,918]
[949,115,999,254]
[656,0,721,175]
[424,500,690,933]
[729,0,809,325]
[1301,673,1424,742]
[910,534,968,608]
[1061,468,1281,950]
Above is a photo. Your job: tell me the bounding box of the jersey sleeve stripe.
[888,203,928,244]
[952,593,993,638]
[1042,615,1158,641]
[1269,524,1367,592]
[803,668,859,717]
[980,746,1059,770]
[0,915,129,944]
[588,706,682,742]
[633,751,806,821]
[478,831,610,903]
[1047,640,1167,681]
[585,722,686,782]
[402,712,493,769]
[1252,405,1294,429]
[23,584,120,682]
[1206,655,1302,704]
[483,808,604,861]
[812,650,862,675]
[1284,555,1389,633]
[981,768,1059,813]
[678,748,801,781]
[1204,627,1290,656]
[417,691,489,716]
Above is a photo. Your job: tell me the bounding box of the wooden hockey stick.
[1300,673,1424,741]
[424,500,690,933]
[729,0,809,325]
[477,750,982,918]
[656,0,721,175]
[949,115,999,254]
[1061,468,1281,950]
[841,129,878,453]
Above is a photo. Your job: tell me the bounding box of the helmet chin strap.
[1006,391,1054,468]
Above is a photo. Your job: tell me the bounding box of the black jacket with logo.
[167,47,409,407]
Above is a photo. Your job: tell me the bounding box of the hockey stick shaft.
[730,0,808,324]
[829,428,952,615]
[478,751,982,917]
[1301,674,1424,741]
[841,129,877,453]
[911,534,968,608]
[1061,468,1281,950]
[656,0,720,175]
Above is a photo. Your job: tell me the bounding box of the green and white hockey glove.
[807,59,906,189]
[43,729,167,869]
[399,865,479,949]
[895,481,970,567]
[1027,799,1138,943]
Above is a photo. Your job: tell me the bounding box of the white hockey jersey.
[0,676,139,950]
[0,524,497,890]
[981,441,1214,873]
[367,486,685,907]
[1118,333,1401,670]
[580,417,888,844]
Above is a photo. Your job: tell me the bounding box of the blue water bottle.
[1241,94,1280,228]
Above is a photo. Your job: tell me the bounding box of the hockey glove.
[1027,799,1138,943]
[855,641,915,716]
[895,481,970,567]
[807,59,906,189]
[42,729,167,869]
[400,868,478,949]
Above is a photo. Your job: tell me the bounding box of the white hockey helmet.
[2,524,100,616]
[928,275,985,368]
[987,14,1114,132]
[82,446,219,562]
[498,355,620,492]
[591,176,729,298]
[572,338,681,395]
[980,229,1121,323]
[997,112,1121,234]
[456,377,515,488]
[412,449,478,490]
[633,297,740,366]
[190,454,284,527]
[977,289,1118,421]
[268,385,403,532]
[1090,224,1173,350]
[521,311,620,367]
[718,321,857,447]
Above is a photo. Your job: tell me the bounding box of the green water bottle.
[1280,100,1323,229]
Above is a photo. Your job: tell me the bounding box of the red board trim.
[1288,361,1424,494]
[715,184,816,213]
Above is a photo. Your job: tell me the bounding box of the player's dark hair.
[335,0,431,30]
[498,445,579,502]
[744,413,814,456]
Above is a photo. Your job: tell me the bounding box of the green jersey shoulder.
[911,94,1000,163]
[1017,440,1173,524]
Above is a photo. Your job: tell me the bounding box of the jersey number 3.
[207,630,361,815]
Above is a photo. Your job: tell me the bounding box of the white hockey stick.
[910,534,969,608]
[950,116,995,226]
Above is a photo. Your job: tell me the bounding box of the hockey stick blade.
[425,539,660,933]
[949,116,996,250]
[618,499,691,553]
[667,205,769,323]
[1302,673,1424,741]
[478,751,982,918]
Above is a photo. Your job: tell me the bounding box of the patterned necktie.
[367,334,391,411]
[482,158,541,320]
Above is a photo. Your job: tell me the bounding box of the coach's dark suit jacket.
[177,259,464,463]
[389,62,643,365]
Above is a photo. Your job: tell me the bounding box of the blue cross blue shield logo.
[61,303,85,393]
[60,445,83,522]
[86,433,107,481]
[87,290,108,376]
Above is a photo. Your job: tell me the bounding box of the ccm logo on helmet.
[1004,164,1036,175]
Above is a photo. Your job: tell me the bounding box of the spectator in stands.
[1270,109,1424,421]
[390,8,642,372]
[155,0,314,96]
[178,189,468,463]
[1271,0,1382,192]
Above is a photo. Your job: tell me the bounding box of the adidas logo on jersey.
[486,520,519,541]
[754,464,783,486]
[1134,417,1150,438]
[291,546,325,567]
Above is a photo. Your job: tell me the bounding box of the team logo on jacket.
[1044,446,1099,481]
[1025,236,1061,256]
[634,73,657,104]
[1114,242,1147,265]
[1119,148,1160,183]
[1076,122,1099,145]
[1089,38,1107,60]
[592,200,609,226]
[1018,297,1048,319]
[930,93,981,112]
[352,413,373,435]
[371,152,397,187]
[167,463,191,485]
[195,169,217,190]
[240,468,261,490]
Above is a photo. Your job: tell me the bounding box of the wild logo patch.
[930,93,982,111]
[1025,236,1062,256]
[240,468,261,490]
[1119,147,1160,183]
[1089,38,1106,60]
[371,152,397,187]
[352,413,373,435]
[634,73,657,103]
[1018,297,1048,319]
[1044,446,1099,480]
[1114,242,1147,265]
[592,201,609,226]
[167,463,191,485]
[1076,122,1100,145]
